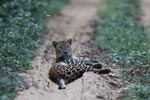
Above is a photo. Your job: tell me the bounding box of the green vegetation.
[0,0,69,100]
[96,0,150,99]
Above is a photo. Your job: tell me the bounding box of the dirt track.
[141,0,150,32]
[15,0,120,100]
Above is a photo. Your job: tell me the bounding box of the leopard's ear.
[67,39,72,45]
[52,41,58,48]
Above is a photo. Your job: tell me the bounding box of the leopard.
[49,39,111,89]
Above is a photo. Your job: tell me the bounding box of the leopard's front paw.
[58,86,66,90]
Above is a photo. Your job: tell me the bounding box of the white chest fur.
[58,62,68,66]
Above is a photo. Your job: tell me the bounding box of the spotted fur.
[49,39,111,89]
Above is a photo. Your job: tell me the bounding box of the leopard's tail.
[93,68,111,74]
[92,63,111,74]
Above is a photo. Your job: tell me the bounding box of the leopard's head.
[52,39,73,61]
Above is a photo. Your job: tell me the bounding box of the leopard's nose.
[64,51,68,54]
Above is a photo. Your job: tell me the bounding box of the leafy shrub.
[124,85,150,100]
[96,0,150,99]
[0,0,69,99]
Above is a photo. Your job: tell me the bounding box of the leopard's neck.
[56,55,78,63]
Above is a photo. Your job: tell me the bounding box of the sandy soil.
[15,0,121,100]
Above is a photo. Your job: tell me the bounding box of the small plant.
[123,85,150,100]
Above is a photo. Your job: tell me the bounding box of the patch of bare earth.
[15,0,121,100]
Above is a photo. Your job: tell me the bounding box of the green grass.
[0,0,69,100]
[96,0,150,99]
